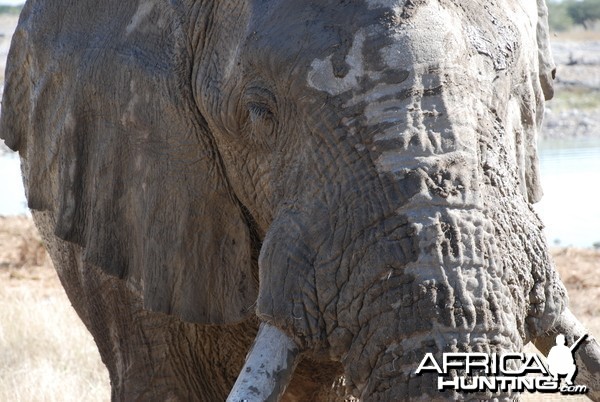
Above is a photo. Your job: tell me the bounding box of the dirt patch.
[522,245,600,402]
[553,247,600,336]
[0,216,55,287]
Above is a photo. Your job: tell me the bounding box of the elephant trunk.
[341,213,526,400]
[321,62,542,399]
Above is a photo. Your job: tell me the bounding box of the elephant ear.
[504,0,556,205]
[0,1,257,324]
[536,0,556,101]
[515,0,555,204]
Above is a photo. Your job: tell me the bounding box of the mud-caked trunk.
[333,81,565,400]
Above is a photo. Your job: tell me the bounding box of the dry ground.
[550,29,600,42]
[0,216,598,401]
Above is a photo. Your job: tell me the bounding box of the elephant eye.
[241,86,278,147]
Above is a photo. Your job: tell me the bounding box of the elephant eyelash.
[247,102,274,123]
[242,101,277,147]
[241,87,278,146]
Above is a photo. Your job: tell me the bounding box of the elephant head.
[1,0,598,400]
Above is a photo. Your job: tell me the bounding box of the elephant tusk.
[227,322,300,402]
[533,308,600,401]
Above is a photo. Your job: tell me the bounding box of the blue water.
[534,138,600,248]
[2,138,599,247]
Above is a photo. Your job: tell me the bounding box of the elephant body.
[1,0,599,400]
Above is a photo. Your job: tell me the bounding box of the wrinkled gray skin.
[2,0,599,400]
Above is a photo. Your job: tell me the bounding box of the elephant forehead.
[244,0,390,79]
[306,2,465,96]
[304,0,540,98]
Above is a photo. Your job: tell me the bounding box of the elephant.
[1,0,599,400]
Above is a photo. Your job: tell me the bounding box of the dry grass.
[1,216,599,400]
[0,284,110,402]
[0,216,110,402]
